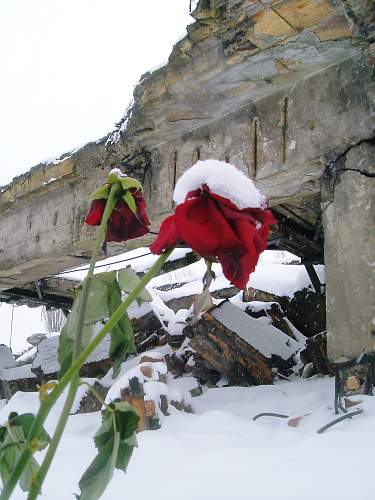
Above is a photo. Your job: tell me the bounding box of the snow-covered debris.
[32,332,111,375]
[0,344,17,369]
[104,351,197,430]
[105,360,168,405]
[32,335,60,374]
[27,333,48,346]
[151,257,324,303]
[249,263,325,298]
[59,247,192,282]
[0,345,17,369]
[211,301,299,360]
[100,346,173,389]
[0,379,97,425]
[173,159,266,208]
[0,364,36,382]
[15,346,37,365]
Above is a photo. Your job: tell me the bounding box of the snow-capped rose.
[150,161,276,290]
[85,169,150,242]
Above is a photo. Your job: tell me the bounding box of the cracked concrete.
[322,142,375,360]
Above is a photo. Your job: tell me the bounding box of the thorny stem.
[27,184,121,500]
[0,191,173,499]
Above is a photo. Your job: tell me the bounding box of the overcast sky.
[0,0,192,185]
[0,0,192,353]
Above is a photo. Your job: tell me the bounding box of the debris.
[26,333,48,347]
[287,414,310,427]
[0,365,38,400]
[185,301,299,386]
[300,331,334,376]
[317,408,364,434]
[253,412,289,421]
[76,382,109,414]
[105,353,197,431]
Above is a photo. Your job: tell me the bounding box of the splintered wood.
[185,301,299,386]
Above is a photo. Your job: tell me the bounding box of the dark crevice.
[281,97,288,164]
[323,136,375,197]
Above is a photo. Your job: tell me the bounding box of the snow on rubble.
[0,246,331,498]
[1,378,374,500]
[211,301,299,360]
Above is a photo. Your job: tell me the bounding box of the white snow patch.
[0,345,17,369]
[59,247,192,281]
[4,377,373,500]
[32,331,111,375]
[16,347,37,365]
[0,364,36,381]
[109,168,127,178]
[173,160,266,209]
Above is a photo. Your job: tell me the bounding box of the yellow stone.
[345,376,361,391]
[273,0,334,30]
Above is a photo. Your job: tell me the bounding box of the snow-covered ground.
[0,377,373,500]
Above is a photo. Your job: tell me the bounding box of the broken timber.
[185,301,299,386]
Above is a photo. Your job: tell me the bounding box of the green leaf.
[84,272,116,324]
[59,270,135,378]
[116,438,135,473]
[118,176,142,193]
[77,438,118,500]
[111,402,140,441]
[58,318,74,377]
[108,281,136,378]
[92,413,113,449]
[66,272,117,346]
[122,191,137,215]
[0,413,50,493]
[107,170,142,192]
[7,413,49,450]
[89,184,110,201]
[77,403,139,500]
[118,267,152,303]
[19,456,40,493]
[64,299,94,351]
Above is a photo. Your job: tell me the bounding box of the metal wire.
[9,304,15,349]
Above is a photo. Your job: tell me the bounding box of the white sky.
[0,0,192,353]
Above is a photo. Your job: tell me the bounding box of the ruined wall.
[0,0,374,363]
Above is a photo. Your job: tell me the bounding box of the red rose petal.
[106,198,150,243]
[85,199,106,226]
[150,185,277,288]
[150,215,179,254]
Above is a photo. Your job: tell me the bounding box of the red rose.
[85,189,150,243]
[150,184,276,289]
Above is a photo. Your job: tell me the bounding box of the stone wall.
[0,0,374,361]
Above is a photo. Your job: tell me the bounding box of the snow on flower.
[173,159,266,209]
[151,160,277,290]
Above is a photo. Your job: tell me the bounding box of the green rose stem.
[1,192,173,500]
[27,182,121,500]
